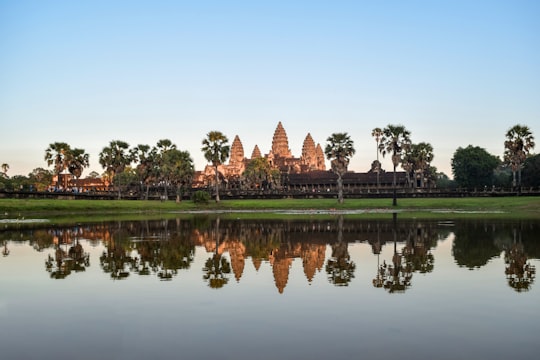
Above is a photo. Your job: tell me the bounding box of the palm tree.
[504,125,535,192]
[379,125,411,206]
[201,131,230,203]
[156,139,178,199]
[44,142,71,189]
[99,140,134,199]
[403,142,434,188]
[324,133,355,204]
[133,144,156,199]
[66,148,90,179]
[0,163,8,178]
[371,128,383,190]
[412,142,434,188]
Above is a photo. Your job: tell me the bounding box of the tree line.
[0,124,537,202]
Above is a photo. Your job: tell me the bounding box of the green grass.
[1,196,539,221]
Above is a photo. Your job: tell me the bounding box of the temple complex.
[196,121,326,186]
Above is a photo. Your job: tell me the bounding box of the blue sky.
[1,0,539,178]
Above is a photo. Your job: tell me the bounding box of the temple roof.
[271,121,292,158]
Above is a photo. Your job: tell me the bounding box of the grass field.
[1,196,539,222]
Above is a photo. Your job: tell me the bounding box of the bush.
[192,190,210,204]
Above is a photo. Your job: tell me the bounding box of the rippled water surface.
[1,216,538,360]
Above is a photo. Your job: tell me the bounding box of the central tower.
[271,121,292,158]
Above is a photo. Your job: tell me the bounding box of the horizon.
[1,1,539,178]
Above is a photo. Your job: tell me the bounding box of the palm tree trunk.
[518,168,522,195]
[392,164,397,206]
[337,175,344,204]
[214,165,220,202]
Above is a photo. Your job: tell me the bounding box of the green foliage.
[451,145,500,189]
[192,190,211,204]
[522,154,540,187]
[201,131,230,166]
[493,164,512,188]
[243,157,275,189]
[28,167,53,191]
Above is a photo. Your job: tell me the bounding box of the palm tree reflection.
[374,213,412,293]
[505,228,536,292]
[2,240,9,257]
[203,217,231,289]
[326,215,355,286]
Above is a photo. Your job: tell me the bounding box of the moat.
[1,216,538,360]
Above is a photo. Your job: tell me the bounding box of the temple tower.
[315,143,326,170]
[271,122,292,158]
[251,145,262,159]
[301,133,317,170]
[229,135,244,166]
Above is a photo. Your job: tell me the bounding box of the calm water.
[1,216,538,360]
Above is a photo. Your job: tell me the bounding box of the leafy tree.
[493,163,512,188]
[44,142,71,188]
[452,222,501,269]
[162,149,194,203]
[378,125,411,206]
[1,175,31,191]
[28,167,53,191]
[201,131,230,202]
[324,132,355,204]
[99,140,134,199]
[522,154,540,187]
[504,124,535,192]
[451,145,500,189]
[66,148,90,179]
[435,172,455,189]
[242,157,272,188]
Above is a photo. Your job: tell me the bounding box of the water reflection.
[0,216,539,293]
[326,215,355,286]
[45,240,90,279]
[504,228,536,292]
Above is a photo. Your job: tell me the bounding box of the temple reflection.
[1,217,539,292]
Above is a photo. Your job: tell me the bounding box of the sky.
[1,0,539,179]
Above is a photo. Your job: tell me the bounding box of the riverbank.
[1,197,539,220]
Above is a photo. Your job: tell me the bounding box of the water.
[1,216,538,360]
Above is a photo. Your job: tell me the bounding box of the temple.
[195,122,326,187]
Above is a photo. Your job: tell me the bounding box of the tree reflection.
[374,213,413,293]
[326,215,355,286]
[45,240,89,279]
[452,221,501,269]
[100,232,136,280]
[402,223,435,274]
[505,228,536,292]
[202,217,231,289]
[2,240,8,257]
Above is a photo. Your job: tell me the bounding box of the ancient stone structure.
[195,122,326,187]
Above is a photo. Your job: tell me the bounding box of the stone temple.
[198,122,326,185]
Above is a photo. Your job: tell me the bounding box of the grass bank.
[1,196,539,221]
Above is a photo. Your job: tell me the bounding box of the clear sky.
[1,0,539,178]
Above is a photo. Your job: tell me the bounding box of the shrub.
[192,190,210,204]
